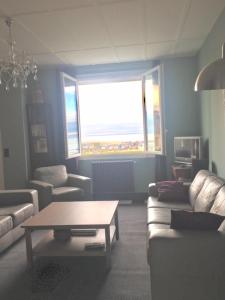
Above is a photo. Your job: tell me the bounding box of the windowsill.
[78,152,155,161]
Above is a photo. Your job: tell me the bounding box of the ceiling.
[0,0,224,66]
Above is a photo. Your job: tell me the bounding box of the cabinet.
[171,164,192,181]
[27,90,54,171]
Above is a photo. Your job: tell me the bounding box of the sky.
[78,81,143,126]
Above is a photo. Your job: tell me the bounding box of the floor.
[0,204,150,300]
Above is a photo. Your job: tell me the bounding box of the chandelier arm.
[0,17,38,91]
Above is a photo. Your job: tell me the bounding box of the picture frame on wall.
[33,138,48,153]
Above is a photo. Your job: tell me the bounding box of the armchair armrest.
[67,174,93,200]
[148,229,225,300]
[0,189,39,214]
[28,180,53,210]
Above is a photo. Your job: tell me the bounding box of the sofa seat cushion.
[147,197,192,210]
[0,203,34,227]
[148,223,170,232]
[52,187,83,202]
[0,216,13,238]
[147,207,172,225]
[194,176,225,212]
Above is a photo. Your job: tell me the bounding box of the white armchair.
[29,165,93,210]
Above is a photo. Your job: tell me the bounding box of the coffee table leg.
[25,228,33,269]
[105,226,111,270]
[115,209,119,240]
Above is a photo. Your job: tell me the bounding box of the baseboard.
[93,192,148,203]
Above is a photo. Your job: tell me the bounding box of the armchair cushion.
[52,187,83,202]
[34,165,68,187]
[0,203,34,227]
[0,216,13,238]
[68,174,93,200]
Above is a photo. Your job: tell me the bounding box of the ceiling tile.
[145,0,187,43]
[57,48,117,65]
[0,0,94,15]
[33,53,65,65]
[101,0,145,46]
[0,39,8,56]
[181,0,225,39]
[174,38,204,55]
[115,44,146,62]
[16,7,111,52]
[146,42,174,59]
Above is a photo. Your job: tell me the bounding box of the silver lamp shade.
[194,43,225,91]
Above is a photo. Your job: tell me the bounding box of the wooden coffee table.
[22,201,119,270]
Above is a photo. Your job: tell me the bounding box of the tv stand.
[171,164,192,181]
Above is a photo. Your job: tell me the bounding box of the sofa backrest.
[210,186,225,216]
[34,165,68,187]
[194,175,225,212]
[189,170,212,207]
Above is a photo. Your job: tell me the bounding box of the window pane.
[145,68,162,152]
[78,81,144,155]
[61,74,80,158]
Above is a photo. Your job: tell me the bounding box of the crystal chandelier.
[0,17,38,91]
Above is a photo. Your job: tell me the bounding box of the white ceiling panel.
[0,0,94,15]
[146,42,174,59]
[0,39,9,57]
[116,44,146,62]
[0,0,224,65]
[145,0,188,43]
[101,0,145,46]
[174,38,204,55]
[16,7,110,52]
[33,53,65,65]
[181,0,225,39]
[57,48,117,65]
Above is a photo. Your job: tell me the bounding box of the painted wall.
[198,7,225,177]
[0,56,200,190]
[162,57,201,174]
[0,87,29,188]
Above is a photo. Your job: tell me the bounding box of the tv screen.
[174,137,201,164]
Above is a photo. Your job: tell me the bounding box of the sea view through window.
[78,81,144,155]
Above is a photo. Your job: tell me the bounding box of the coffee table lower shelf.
[33,225,116,257]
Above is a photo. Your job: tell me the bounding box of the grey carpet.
[0,204,150,300]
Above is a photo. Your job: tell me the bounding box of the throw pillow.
[170,210,225,230]
[156,181,188,202]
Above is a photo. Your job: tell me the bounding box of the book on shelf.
[85,242,105,250]
[71,229,98,237]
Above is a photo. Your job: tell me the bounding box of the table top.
[22,201,119,230]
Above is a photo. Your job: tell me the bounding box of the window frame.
[142,65,165,155]
[77,66,165,158]
[60,72,81,159]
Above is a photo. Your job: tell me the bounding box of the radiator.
[92,160,135,196]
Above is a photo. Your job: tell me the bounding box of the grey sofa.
[29,165,93,210]
[0,189,38,253]
[147,170,225,300]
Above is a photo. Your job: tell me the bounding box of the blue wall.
[198,7,225,177]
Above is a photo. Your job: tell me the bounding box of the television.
[174,136,202,164]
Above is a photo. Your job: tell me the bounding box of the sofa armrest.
[0,189,39,215]
[148,229,225,300]
[67,174,93,200]
[28,180,53,210]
